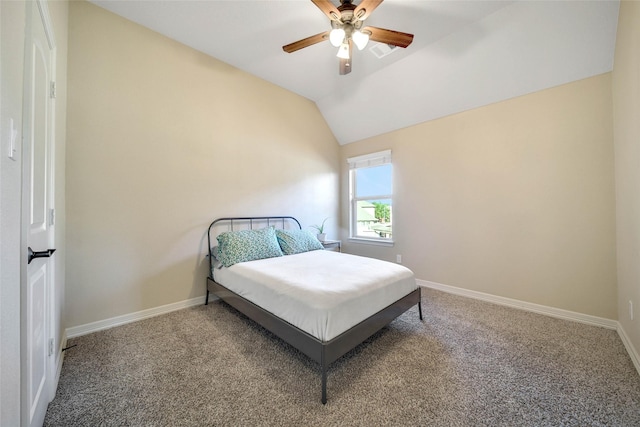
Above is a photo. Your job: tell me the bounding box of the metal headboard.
[206,216,302,276]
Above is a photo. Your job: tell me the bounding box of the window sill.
[347,237,394,247]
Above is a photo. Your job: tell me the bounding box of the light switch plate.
[9,118,18,161]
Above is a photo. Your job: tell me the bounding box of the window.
[348,150,393,244]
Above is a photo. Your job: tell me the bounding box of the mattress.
[213,249,417,342]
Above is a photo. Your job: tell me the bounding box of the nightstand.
[321,240,341,252]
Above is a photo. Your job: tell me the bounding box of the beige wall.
[341,74,617,320]
[64,0,629,334]
[66,1,339,328]
[613,1,640,355]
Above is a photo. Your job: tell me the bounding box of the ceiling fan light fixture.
[329,28,346,47]
[336,42,350,59]
[352,30,369,50]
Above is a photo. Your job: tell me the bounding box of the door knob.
[28,247,56,264]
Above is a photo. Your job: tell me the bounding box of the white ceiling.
[89,0,620,145]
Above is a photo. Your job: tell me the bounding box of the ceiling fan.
[282,0,414,75]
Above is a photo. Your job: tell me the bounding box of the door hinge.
[50,208,55,226]
[50,81,56,99]
[48,339,54,356]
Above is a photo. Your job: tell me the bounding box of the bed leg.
[418,301,423,320]
[321,368,327,405]
[321,349,327,405]
[205,289,209,306]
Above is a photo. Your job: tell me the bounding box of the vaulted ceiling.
[90,0,620,145]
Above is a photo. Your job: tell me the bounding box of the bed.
[206,216,422,404]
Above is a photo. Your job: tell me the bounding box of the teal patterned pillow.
[217,227,283,267]
[276,229,324,255]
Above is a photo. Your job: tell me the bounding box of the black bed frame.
[205,216,422,404]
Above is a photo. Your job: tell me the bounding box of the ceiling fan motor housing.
[283,0,414,75]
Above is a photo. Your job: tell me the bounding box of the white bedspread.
[213,250,417,342]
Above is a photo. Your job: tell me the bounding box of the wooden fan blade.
[283,31,329,53]
[354,0,383,21]
[363,26,414,48]
[311,0,341,21]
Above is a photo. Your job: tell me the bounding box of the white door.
[22,1,56,426]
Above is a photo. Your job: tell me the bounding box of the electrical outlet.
[630,300,634,321]
[396,254,402,264]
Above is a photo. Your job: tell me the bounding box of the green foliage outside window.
[373,202,391,222]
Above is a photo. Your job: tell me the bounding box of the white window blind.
[347,150,392,170]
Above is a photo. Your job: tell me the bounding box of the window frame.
[347,150,394,246]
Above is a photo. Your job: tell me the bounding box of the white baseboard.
[418,279,618,330]
[66,295,206,338]
[617,324,640,375]
[418,279,640,377]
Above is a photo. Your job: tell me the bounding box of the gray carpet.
[44,288,640,426]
